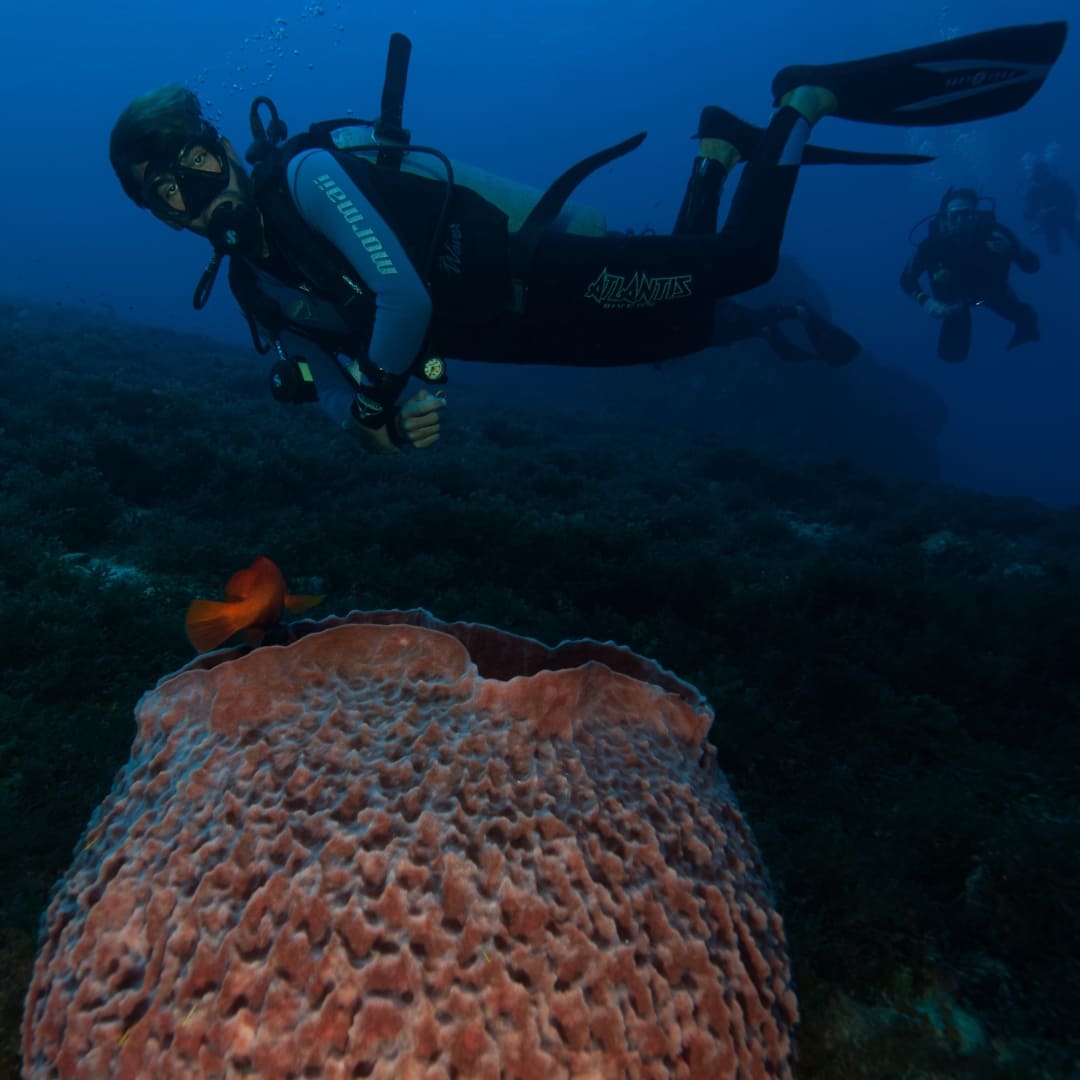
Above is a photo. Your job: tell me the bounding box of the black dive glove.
[350,373,411,447]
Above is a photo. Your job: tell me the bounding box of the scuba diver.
[901,186,1041,362]
[110,22,1066,452]
[1024,161,1080,254]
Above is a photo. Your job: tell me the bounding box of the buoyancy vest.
[223,87,642,374]
[228,133,513,371]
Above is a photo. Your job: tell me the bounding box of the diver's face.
[135,138,258,245]
[941,198,977,243]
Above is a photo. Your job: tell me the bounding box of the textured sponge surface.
[23,618,796,1079]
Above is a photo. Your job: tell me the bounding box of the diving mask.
[940,202,978,238]
[142,131,230,223]
[945,207,976,227]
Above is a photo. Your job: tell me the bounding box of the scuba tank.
[328,125,607,237]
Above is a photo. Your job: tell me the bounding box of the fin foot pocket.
[694,105,933,164]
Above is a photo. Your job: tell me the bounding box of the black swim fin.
[694,106,933,165]
[797,301,863,366]
[803,145,933,166]
[761,324,814,362]
[772,21,1068,126]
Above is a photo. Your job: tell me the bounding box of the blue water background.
[2,0,1076,504]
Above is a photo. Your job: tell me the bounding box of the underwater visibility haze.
[1,1,1079,1077]
[3,0,1079,504]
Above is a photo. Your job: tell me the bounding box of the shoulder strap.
[222,147,382,375]
[253,151,377,329]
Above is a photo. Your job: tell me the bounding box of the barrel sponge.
[22,612,797,1079]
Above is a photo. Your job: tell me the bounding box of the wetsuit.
[1024,171,1080,255]
[229,107,812,428]
[900,214,1040,362]
[672,152,858,364]
[708,300,814,358]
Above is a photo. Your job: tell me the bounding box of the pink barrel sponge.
[22,611,797,1079]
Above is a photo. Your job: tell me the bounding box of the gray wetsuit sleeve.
[287,148,432,378]
[274,330,422,429]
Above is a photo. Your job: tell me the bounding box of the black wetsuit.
[900,213,1040,362]
[230,107,812,427]
[710,300,811,355]
[1024,171,1080,255]
[439,114,805,369]
[671,147,856,364]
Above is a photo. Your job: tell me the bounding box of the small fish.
[185,555,325,653]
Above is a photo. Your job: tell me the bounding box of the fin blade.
[762,326,814,362]
[802,144,934,166]
[773,21,1068,127]
[799,303,863,366]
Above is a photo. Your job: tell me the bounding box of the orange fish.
[185,555,325,653]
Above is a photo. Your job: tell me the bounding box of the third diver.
[901,186,1041,362]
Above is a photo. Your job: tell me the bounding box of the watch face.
[423,357,446,380]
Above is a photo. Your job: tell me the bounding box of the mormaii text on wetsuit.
[312,174,399,276]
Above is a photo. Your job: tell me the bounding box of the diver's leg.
[506,105,816,359]
[1045,223,1062,255]
[756,307,817,361]
[938,307,972,361]
[712,300,772,345]
[795,300,864,365]
[682,115,818,351]
[1008,307,1040,347]
[709,103,818,293]
[674,107,766,236]
[986,288,1040,347]
[674,156,730,236]
[711,300,800,342]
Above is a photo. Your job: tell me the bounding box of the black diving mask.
[142,134,230,224]
[944,207,976,227]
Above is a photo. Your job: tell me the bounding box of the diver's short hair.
[109,84,216,206]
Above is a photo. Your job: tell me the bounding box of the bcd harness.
[191,32,646,430]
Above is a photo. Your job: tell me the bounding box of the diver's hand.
[985,229,1015,256]
[395,389,445,450]
[922,298,960,319]
[352,423,399,455]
